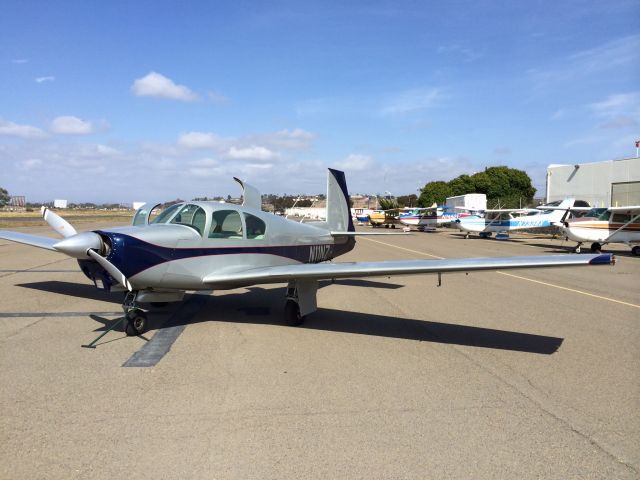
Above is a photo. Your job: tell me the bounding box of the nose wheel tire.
[125,309,147,336]
[284,300,304,327]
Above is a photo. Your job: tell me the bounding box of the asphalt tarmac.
[1,222,638,479]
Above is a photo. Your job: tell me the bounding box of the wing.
[203,253,613,288]
[0,230,58,251]
[608,205,640,212]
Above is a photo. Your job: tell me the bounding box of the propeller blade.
[41,206,77,238]
[86,248,133,291]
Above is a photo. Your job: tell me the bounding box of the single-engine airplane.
[0,170,613,336]
[454,198,576,238]
[560,205,640,255]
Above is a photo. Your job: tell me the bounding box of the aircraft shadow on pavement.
[17,281,562,354]
[149,289,564,355]
[319,279,404,289]
[17,280,123,303]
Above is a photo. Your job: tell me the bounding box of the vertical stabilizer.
[326,168,355,232]
[234,177,261,210]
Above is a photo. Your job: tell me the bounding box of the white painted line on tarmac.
[495,272,640,309]
[361,237,444,259]
[360,237,640,310]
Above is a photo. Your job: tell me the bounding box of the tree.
[471,166,536,208]
[378,197,399,210]
[448,174,475,196]
[418,181,452,206]
[396,194,417,207]
[0,187,9,207]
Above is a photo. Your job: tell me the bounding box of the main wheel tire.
[284,300,304,327]
[125,310,147,336]
[590,242,602,253]
[632,246,640,256]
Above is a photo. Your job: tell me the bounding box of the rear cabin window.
[611,213,631,223]
[209,210,243,239]
[170,204,207,235]
[244,213,266,239]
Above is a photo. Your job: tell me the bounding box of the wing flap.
[0,230,58,251]
[203,253,613,287]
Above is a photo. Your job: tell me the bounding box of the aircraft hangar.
[546,156,640,206]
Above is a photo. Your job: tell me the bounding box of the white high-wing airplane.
[561,205,640,255]
[0,170,613,336]
[454,198,576,238]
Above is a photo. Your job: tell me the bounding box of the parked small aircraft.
[561,205,640,255]
[454,198,576,238]
[0,171,613,336]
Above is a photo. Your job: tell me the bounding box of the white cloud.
[207,90,229,104]
[335,154,375,171]
[16,158,43,171]
[131,71,198,102]
[528,34,640,88]
[11,58,28,64]
[0,119,47,139]
[436,44,482,62]
[589,92,640,129]
[189,158,219,167]
[227,146,278,161]
[35,76,55,83]
[380,88,443,116]
[50,116,94,135]
[178,131,227,149]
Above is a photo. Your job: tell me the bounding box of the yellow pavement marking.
[360,236,640,309]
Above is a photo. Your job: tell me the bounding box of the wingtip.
[589,253,615,265]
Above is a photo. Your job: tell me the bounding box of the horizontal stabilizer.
[0,230,58,251]
[203,253,613,287]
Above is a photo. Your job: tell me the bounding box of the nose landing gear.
[123,291,148,336]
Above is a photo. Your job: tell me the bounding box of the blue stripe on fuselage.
[98,231,354,278]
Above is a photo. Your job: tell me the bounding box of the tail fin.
[326,168,354,232]
[549,198,576,223]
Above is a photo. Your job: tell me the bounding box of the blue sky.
[1,0,638,203]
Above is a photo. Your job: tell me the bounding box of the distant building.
[53,199,68,209]
[9,196,26,207]
[546,157,640,207]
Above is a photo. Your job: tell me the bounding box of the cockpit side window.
[169,204,207,235]
[597,210,612,221]
[244,213,266,239]
[209,210,243,239]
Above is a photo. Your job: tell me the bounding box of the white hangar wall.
[546,157,640,207]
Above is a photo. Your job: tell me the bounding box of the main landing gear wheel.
[125,309,147,336]
[284,300,304,327]
[632,246,640,256]
[590,242,602,253]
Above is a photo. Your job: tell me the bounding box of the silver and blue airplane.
[0,170,613,336]
[454,198,576,238]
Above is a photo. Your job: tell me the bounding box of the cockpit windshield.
[150,203,183,224]
[597,210,612,221]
